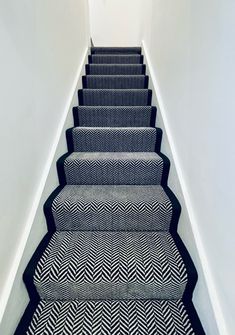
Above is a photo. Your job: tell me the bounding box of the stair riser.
[91,47,142,54]
[35,282,186,300]
[67,128,162,152]
[86,64,146,75]
[78,90,152,106]
[82,75,149,89]
[73,106,157,127]
[88,55,144,64]
[62,161,164,185]
[52,208,172,232]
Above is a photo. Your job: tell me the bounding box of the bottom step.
[26,300,196,335]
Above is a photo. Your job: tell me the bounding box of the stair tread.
[34,231,187,300]
[27,299,195,335]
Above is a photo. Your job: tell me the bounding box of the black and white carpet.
[15,47,205,335]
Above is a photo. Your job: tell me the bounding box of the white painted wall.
[0,1,90,333]
[141,1,235,334]
[88,0,142,46]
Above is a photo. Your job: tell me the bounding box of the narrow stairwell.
[15,47,205,335]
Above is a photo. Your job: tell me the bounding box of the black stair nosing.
[82,75,149,89]
[65,126,162,154]
[72,106,157,127]
[88,54,144,64]
[85,64,146,75]
[91,47,142,54]
[77,89,152,106]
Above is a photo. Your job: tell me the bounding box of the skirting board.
[141,40,226,335]
[0,47,89,335]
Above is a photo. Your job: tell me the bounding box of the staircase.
[15,47,205,335]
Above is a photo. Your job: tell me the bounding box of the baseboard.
[141,40,226,335]
[0,46,89,334]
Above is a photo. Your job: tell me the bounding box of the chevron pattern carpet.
[15,47,205,335]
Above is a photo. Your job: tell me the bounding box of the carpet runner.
[15,47,205,335]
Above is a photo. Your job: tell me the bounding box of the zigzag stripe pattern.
[16,46,202,335]
[79,89,151,106]
[26,300,195,335]
[86,64,146,75]
[83,75,148,89]
[52,185,173,231]
[89,54,143,64]
[74,106,156,127]
[71,127,158,152]
[64,152,164,185]
[33,231,187,300]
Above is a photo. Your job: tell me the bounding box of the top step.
[91,47,141,54]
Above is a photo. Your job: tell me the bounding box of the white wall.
[0,1,90,333]
[88,0,142,46]
[141,1,235,334]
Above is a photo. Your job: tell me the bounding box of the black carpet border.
[155,127,162,153]
[163,185,181,234]
[147,89,152,105]
[144,75,149,88]
[150,106,157,127]
[44,185,65,232]
[66,128,74,153]
[78,89,84,106]
[157,151,170,186]
[184,300,206,335]
[73,106,79,126]
[56,152,71,186]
